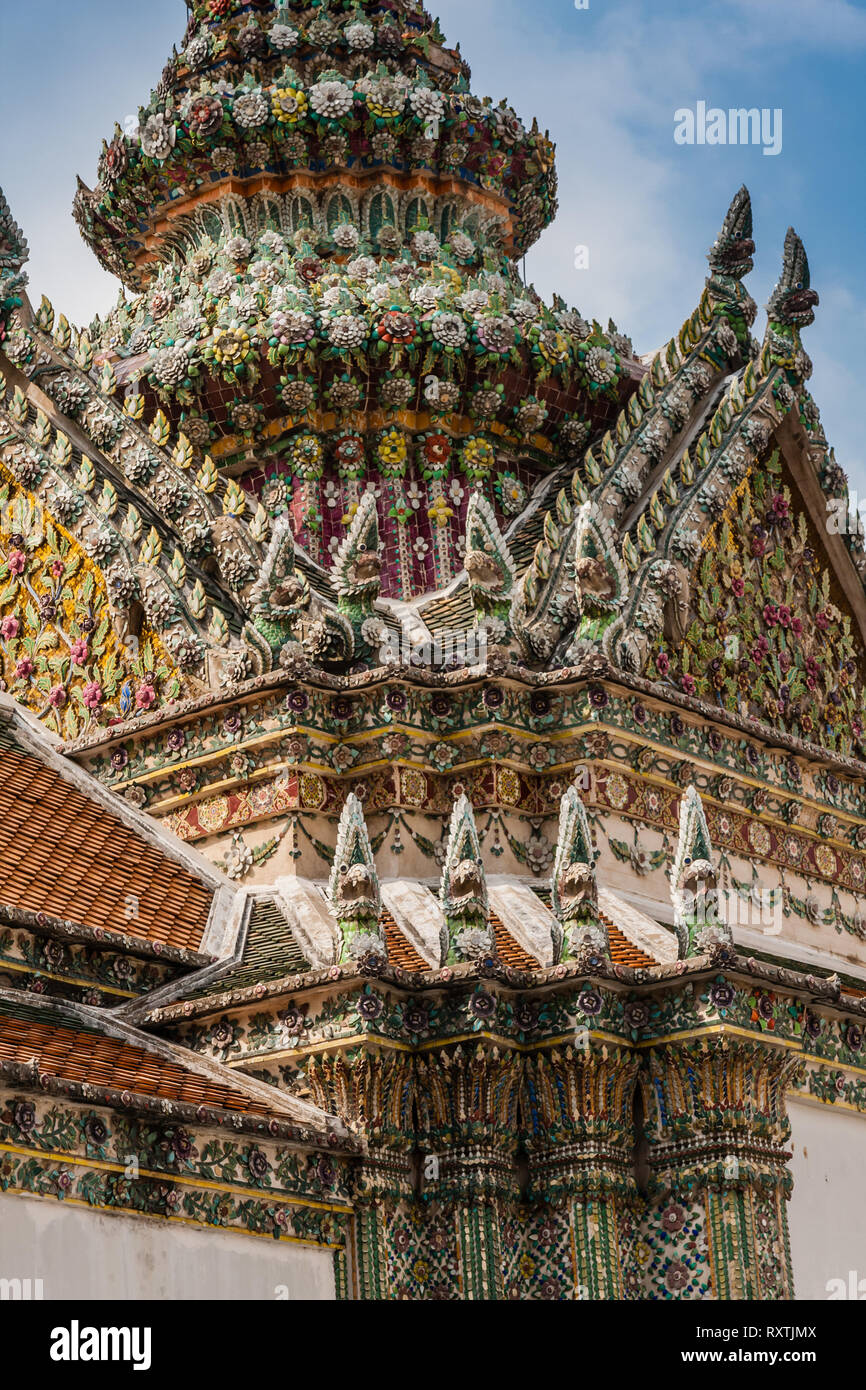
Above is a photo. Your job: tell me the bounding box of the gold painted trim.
[0,956,137,999]
[0,1141,352,1215]
[0,1184,344,1251]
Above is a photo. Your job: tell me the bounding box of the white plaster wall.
[787,1098,866,1300]
[0,1196,336,1300]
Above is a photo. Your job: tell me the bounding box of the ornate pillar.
[637,1037,801,1300]
[414,1044,523,1300]
[521,1043,641,1300]
[303,1048,415,1300]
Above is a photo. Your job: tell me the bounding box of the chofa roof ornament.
[670,786,729,958]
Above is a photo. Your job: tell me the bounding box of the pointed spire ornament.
[670,786,729,958]
[702,186,758,348]
[439,794,492,962]
[334,489,382,626]
[551,786,607,962]
[762,227,819,384]
[464,490,515,636]
[328,794,384,962]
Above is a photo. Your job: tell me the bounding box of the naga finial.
[333,490,383,657]
[706,185,757,342]
[334,490,382,610]
[0,186,29,337]
[761,228,819,384]
[551,785,607,962]
[243,515,355,672]
[439,794,492,962]
[565,501,629,662]
[670,786,728,957]
[328,793,384,962]
[464,490,515,637]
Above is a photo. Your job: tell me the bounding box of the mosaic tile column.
[303,1049,416,1301]
[414,1047,523,1301]
[520,1045,642,1300]
[352,1147,415,1300]
[636,1038,801,1300]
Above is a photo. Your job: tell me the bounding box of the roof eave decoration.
[327,791,384,962]
[670,786,730,959]
[439,792,491,962]
[550,785,605,965]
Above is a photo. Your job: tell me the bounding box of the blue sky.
[1,0,864,485]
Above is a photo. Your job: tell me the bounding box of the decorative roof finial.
[670,786,728,957]
[464,490,515,638]
[244,515,354,672]
[439,794,491,962]
[328,793,384,962]
[565,501,629,662]
[0,186,30,342]
[334,489,382,648]
[551,785,607,963]
[761,227,819,384]
[706,185,757,344]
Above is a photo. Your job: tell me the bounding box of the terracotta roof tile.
[602,914,658,968]
[490,911,540,970]
[0,1003,281,1117]
[0,743,213,953]
[381,908,429,971]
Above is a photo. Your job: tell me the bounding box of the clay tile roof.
[602,913,659,969]
[380,907,429,972]
[0,735,214,954]
[490,910,540,970]
[0,1000,282,1117]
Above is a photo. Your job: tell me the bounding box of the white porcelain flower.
[345,20,375,49]
[140,113,176,161]
[327,315,367,348]
[333,223,360,250]
[233,91,270,128]
[412,230,440,261]
[269,23,299,50]
[310,80,355,120]
[431,313,468,348]
[409,88,445,123]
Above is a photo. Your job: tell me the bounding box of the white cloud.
[720,0,866,48]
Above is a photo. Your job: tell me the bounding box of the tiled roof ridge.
[489,909,540,971]
[599,911,659,969]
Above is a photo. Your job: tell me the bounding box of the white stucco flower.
[140,113,176,161]
[309,80,355,120]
